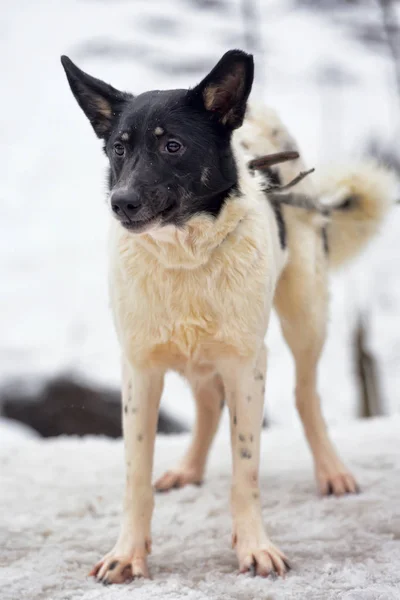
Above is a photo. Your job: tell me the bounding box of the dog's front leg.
[90,361,164,585]
[221,350,290,578]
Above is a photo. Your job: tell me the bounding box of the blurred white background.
[1,0,400,434]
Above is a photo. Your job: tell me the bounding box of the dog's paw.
[89,551,149,585]
[236,538,290,578]
[154,466,203,492]
[317,469,360,496]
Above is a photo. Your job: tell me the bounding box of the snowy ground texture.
[1,416,400,600]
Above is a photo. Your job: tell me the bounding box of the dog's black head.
[61,50,254,233]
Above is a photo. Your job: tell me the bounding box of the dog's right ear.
[187,49,254,130]
[60,56,131,139]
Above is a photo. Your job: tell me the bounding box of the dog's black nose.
[110,191,141,221]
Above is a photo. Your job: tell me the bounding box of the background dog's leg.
[274,246,359,496]
[90,361,164,585]
[221,350,290,577]
[154,373,224,491]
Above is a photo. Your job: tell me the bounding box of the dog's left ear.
[188,49,254,129]
[60,55,131,139]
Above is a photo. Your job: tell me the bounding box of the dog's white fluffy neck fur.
[114,140,268,271]
[136,195,251,270]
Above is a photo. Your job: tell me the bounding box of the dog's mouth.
[119,202,178,233]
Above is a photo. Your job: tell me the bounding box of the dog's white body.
[109,138,284,371]
[93,105,397,583]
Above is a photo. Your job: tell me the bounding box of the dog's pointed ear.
[60,56,131,139]
[187,49,254,129]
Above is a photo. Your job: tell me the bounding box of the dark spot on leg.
[109,561,119,571]
[124,405,128,414]
[240,448,252,460]
[233,415,237,426]
[220,399,225,410]
[322,225,329,254]
[250,434,254,443]
[127,461,131,467]
[252,491,259,499]
[254,371,263,381]
[137,434,143,442]
[131,407,137,414]
[246,395,252,402]
[262,386,265,395]
[239,434,245,442]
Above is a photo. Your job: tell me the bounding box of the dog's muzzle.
[110,189,177,231]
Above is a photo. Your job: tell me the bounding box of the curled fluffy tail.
[314,160,398,270]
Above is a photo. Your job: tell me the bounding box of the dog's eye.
[165,140,181,154]
[113,142,125,157]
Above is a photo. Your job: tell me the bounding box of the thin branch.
[268,191,324,212]
[248,152,319,211]
[354,317,383,418]
[248,150,300,171]
[266,168,316,193]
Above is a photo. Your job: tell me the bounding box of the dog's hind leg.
[154,373,224,492]
[274,224,359,496]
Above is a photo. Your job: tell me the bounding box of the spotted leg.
[220,347,290,577]
[90,361,164,584]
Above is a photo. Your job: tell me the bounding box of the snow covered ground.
[0,417,38,443]
[1,0,400,427]
[1,415,400,599]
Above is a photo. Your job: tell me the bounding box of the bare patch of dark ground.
[0,375,186,437]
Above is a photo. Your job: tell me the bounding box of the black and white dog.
[61,49,396,584]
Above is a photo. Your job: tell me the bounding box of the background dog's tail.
[315,160,398,270]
